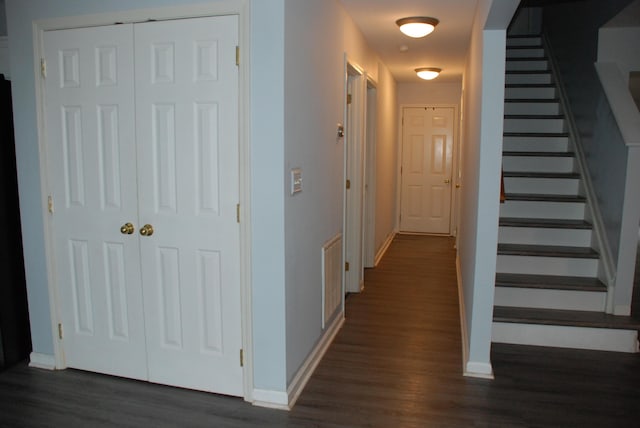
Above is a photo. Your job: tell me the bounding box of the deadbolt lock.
[140,224,154,237]
[120,222,135,235]
[444,179,451,184]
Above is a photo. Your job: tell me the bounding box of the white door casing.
[400,107,454,234]
[44,15,242,396]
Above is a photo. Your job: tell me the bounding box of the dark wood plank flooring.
[1,235,639,427]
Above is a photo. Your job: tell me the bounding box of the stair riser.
[505,73,553,85]
[494,287,606,311]
[504,102,560,115]
[502,156,575,173]
[503,136,570,152]
[504,177,580,195]
[498,226,592,247]
[504,118,565,133]
[492,323,639,353]
[506,60,549,71]
[505,86,556,99]
[506,48,545,58]
[496,254,598,277]
[500,200,585,219]
[507,37,542,47]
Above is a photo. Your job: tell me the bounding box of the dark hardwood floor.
[1,235,639,427]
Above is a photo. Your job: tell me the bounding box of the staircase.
[492,34,640,353]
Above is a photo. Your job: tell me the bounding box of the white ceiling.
[339,0,480,83]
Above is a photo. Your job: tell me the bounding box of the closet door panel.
[44,24,148,379]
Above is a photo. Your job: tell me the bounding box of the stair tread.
[503,151,574,157]
[504,114,564,120]
[506,57,548,61]
[505,193,586,202]
[505,83,555,88]
[499,217,591,229]
[505,98,559,103]
[495,273,605,291]
[503,171,579,179]
[504,132,569,137]
[506,70,551,75]
[493,306,640,330]
[497,243,599,258]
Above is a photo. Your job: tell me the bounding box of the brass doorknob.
[140,224,154,236]
[120,223,135,235]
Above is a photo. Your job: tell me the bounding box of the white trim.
[457,256,494,379]
[397,103,460,235]
[32,1,253,399]
[252,313,344,410]
[251,390,289,410]
[543,34,616,297]
[464,362,494,379]
[374,230,396,266]
[29,352,56,370]
[286,313,345,409]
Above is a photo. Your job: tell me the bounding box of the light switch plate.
[291,168,302,195]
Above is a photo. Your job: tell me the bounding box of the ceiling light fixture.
[396,17,439,38]
[415,67,442,80]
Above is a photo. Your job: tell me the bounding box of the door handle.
[140,224,154,237]
[120,222,135,235]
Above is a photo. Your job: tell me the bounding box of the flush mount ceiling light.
[415,67,442,80]
[396,17,439,38]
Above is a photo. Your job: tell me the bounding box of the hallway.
[1,235,639,427]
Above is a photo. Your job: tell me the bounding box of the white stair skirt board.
[503,135,569,152]
[505,86,556,99]
[253,314,345,410]
[498,227,591,247]
[505,73,553,85]
[507,37,542,47]
[494,287,606,311]
[504,177,580,195]
[506,60,549,71]
[492,322,639,353]
[29,353,56,370]
[496,254,598,277]
[504,101,560,115]
[506,48,545,58]
[500,200,586,220]
[503,118,566,134]
[502,156,574,173]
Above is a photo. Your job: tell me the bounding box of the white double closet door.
[44,16,242,396]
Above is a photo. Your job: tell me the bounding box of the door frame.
[396,103,460,235]
[343,57,366,293]
[32,1,254,401]
[362,77,377,268]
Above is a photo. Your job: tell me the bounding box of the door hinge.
[48,195,54,214]
[346,179,351,190]
[240,349,244,367]
[345,262,350,271]
[347,93,352,105]
[236,46,240,66]
[236,204,240,223]
[58,323,63,340]
[41,58,47,78]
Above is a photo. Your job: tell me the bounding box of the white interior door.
[134,16,242,395]
[400,107,454,234]
[45,24,148,379]
[45,15,242,397]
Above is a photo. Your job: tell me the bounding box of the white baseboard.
[252,313,345,411]
[286,314,344,409]
[29,352,56,370]
[464,361,494,379]
[374,231,396,266]
[252,389,289,410]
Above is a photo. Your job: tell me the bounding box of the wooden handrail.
[500,169,506,203]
